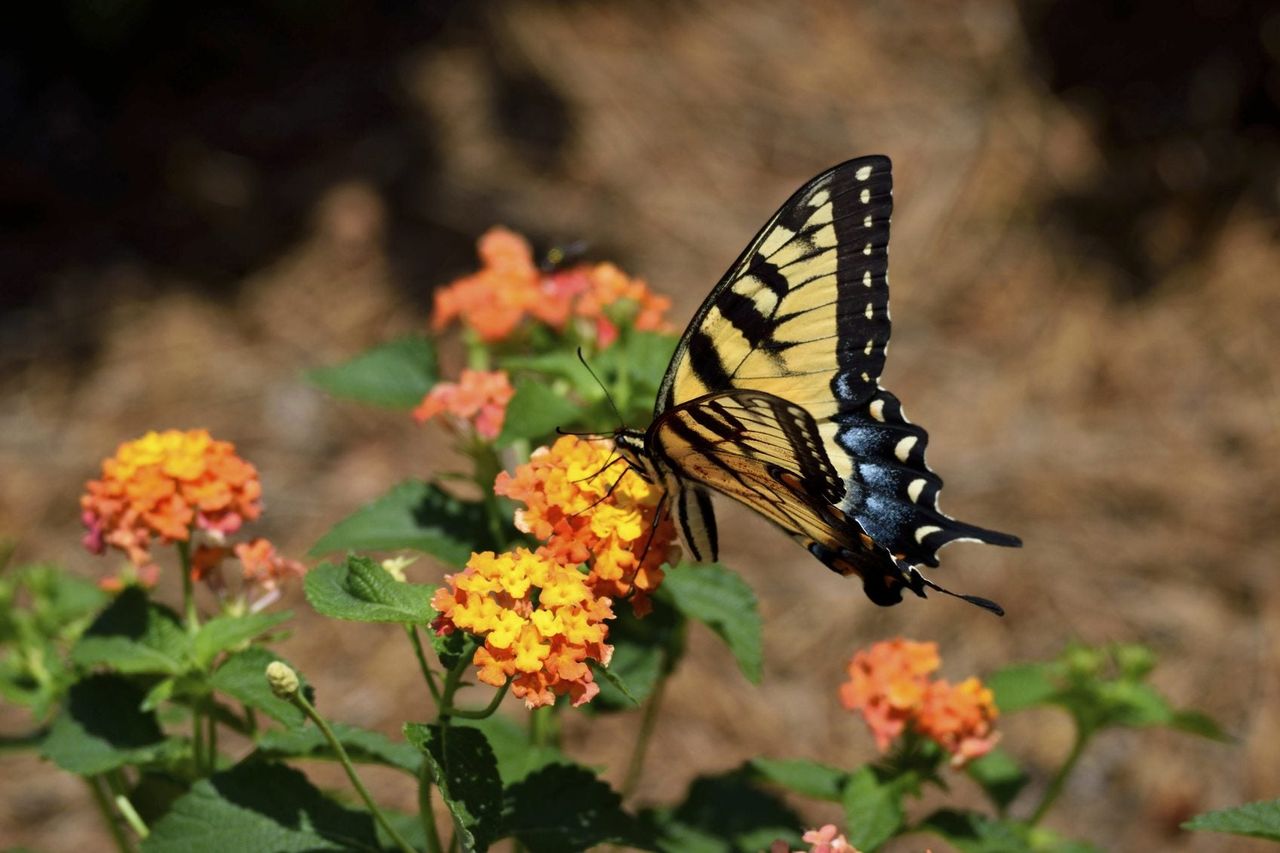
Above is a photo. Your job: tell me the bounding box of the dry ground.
[2,3,1278,850]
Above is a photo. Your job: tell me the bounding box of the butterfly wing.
[653,155,1019,589]
[651,390,926,604]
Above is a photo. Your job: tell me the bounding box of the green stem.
[418,762,444,853]
[621,669,668,799]
[114,793,149,839]
[472,443,511,550]
[288,690,418,853]
[191,703,204,772]
[177,538,199,633]
[528,705,559,750]
[206,711,219,770]
[436,640,479,721]
[86,776,133,853]
[1030,727,1090,825]
[448,680,509,720]
[407,625,442,707]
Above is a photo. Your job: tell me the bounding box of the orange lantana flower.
[432,548,614,709]
[81,429,263,570]
[412,369,515,441]
[494,434,678,614]
[839,638,998,767]
[431,227,671,345]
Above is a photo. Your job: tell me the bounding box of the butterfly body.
[620,155,1019,610]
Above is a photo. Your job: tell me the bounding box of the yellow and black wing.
[652,155,1019,603]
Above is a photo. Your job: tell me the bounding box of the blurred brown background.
[2,1,1278,850]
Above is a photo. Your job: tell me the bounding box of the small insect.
[612,156,1020,612]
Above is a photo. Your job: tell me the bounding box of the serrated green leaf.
[307,335,437,409]
[454,715,567,785]
[496,379,582,448]
[661,563,761,683]
[256,722,421,774]
[405,723,503,852]
[1183,798,1280,841]
[750,757,847,802]
[651,770,802,853]
[987,662,1059,712]
[592,598,684,711]
[305,556,436,624]
[209,647,308,728]
[141,760,384,852]
[192,611,291,668]
[841,767,904,851]
[309,479,490,563]
[965,748,1029,813]
[431,628,471,670]
[41,675,175,774]
[71,587,189,676]
[504,763,653,852]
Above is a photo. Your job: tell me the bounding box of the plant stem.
[407,625,442,707]
[471,443,510,550]
[288,690,418,853]
[206,711,218,769]
[177,538,199,633]
[448,680,509,720]
[436,640,479,721]
[114,794,150,839]
[621,665,668,799]
[1030,727,1090,825]
[191,703,204,772]
[86,776,133,853]
[418,762,444,853]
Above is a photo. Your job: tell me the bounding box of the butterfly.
[612,155,1020,612]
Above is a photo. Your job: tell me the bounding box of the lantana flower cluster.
[81,429,302,601]
[432,226,671,346]
[495,434,678,615]
[81,429,262,569]
[431,548,614,708]
[412,369,515,441]
[432,435,678,709]
[839,638,999,767]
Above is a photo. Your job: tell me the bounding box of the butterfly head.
[612,427,657,483]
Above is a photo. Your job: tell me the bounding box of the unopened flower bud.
[266,661,300,699]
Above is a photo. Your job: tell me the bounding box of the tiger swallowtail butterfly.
[612,155,1020,613]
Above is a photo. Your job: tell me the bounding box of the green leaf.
[307,335,437,409]
[141,760,384,852]
[965,748,1029,813]
[750,757,847,802]
[192,611,291,668]
[504,763,653,852]
[256,722,421,775]
[841,767,904,852]
[647,770,802,853]
[431,628,471,671]
[496,379,582,448]
[591,598,684,711]
[41,675,174,774]
[405,723,503,852]
[592,663,640,706]
[304,556,436,625]
[454,715,568,785]
[71,587,189,676]
[987,662,1058,712]
[1183,798,1280,841]
[209,647,308,728]
[661,563,761,683]
[309,479,490,563]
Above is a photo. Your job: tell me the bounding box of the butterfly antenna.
[576,347,624,427]
[555,427,611,439]
[905,566,1004,617]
